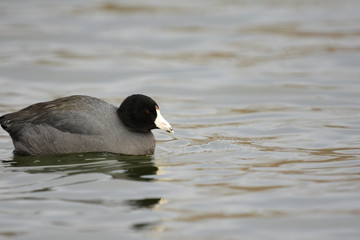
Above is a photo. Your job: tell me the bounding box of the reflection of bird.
[1,94,173,155]
[9,153,158,182]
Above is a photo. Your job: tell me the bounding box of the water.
[1,0,360,239]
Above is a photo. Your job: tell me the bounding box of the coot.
[0,94,173,155]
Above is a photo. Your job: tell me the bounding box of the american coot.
[0,94,173,156]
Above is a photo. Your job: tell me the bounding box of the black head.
[117,94,159,133]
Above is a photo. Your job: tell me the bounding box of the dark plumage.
[0,94,173,155]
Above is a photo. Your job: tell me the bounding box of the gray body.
[0,95,155,155]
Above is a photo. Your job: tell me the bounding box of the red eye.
[145,110,151,114]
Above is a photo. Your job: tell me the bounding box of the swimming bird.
[0,94,173,155]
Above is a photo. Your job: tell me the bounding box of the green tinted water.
[1,0,360,239]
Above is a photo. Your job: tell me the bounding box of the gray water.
[1,0,360,239]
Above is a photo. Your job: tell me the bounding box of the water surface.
[1,0,360,239]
